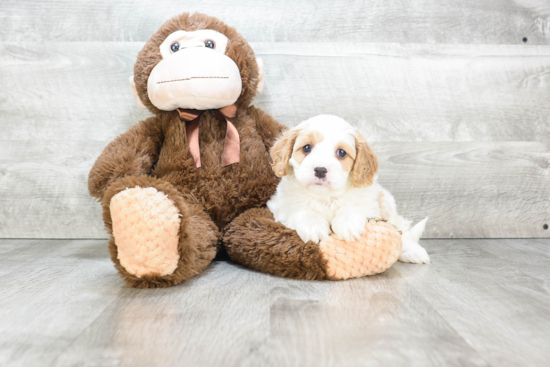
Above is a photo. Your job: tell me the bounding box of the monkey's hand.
[88,116,163,201]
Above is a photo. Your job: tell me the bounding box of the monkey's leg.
[223,208,327,280]
[103,176,218,288]
[223,208,402,280]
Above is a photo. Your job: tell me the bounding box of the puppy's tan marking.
[270,128,302,177]
[292,130,324,164]
[352,132,378,188]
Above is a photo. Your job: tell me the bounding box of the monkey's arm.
[249,106,287,150]
[88,115,164,200]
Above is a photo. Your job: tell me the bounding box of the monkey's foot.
[319,220,402,280]
[110,186,181,278]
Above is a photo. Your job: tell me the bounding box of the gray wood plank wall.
[0,1,549,239]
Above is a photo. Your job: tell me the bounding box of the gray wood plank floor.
[0,239,549,367]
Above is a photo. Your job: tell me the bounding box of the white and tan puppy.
[267,115,430,264]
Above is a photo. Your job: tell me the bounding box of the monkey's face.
[147,30,242,111]
[131,13,265,114]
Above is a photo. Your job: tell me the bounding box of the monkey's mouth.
[157,76,229,84]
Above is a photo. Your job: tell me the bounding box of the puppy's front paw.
[296,218,331,244]
[331,212,367,242]
[399,243,430,264]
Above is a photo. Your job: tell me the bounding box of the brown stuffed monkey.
[88,13,402,288]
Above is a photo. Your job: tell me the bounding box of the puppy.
[267,115,430,264]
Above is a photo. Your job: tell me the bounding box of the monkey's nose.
[314,167,327,178]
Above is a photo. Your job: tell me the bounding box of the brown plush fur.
[88,115,164,199]
[224,208,327,280]
[89,13,292,287]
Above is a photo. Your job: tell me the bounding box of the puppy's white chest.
[309,196,346,221]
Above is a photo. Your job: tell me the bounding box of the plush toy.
[88,12,402,288]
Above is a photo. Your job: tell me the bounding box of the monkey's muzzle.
[147,47,242,111]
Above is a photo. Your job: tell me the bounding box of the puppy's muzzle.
[314,167,327,179]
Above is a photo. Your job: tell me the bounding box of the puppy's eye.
[303,144,312,154]
[205,40,215,49]
[170,42,180,53]
[336,149,347,158]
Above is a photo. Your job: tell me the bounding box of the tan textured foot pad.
[319,220,402,280]
[110,186,181,278]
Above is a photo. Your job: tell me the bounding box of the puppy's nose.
[314,167,327,178]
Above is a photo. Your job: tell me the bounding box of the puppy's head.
[270,115,378,194]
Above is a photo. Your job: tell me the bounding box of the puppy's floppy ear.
[352,131,379,187]
[270,127,300,177]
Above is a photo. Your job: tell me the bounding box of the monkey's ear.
[129,76,147,109]
[256,58,265,94]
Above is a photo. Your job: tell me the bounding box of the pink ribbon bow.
[177,104,240,168]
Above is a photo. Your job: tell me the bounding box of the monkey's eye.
[170,42,180,53]
[336,149,347,158]
[205,40,215,49]
[303,145,312,154]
